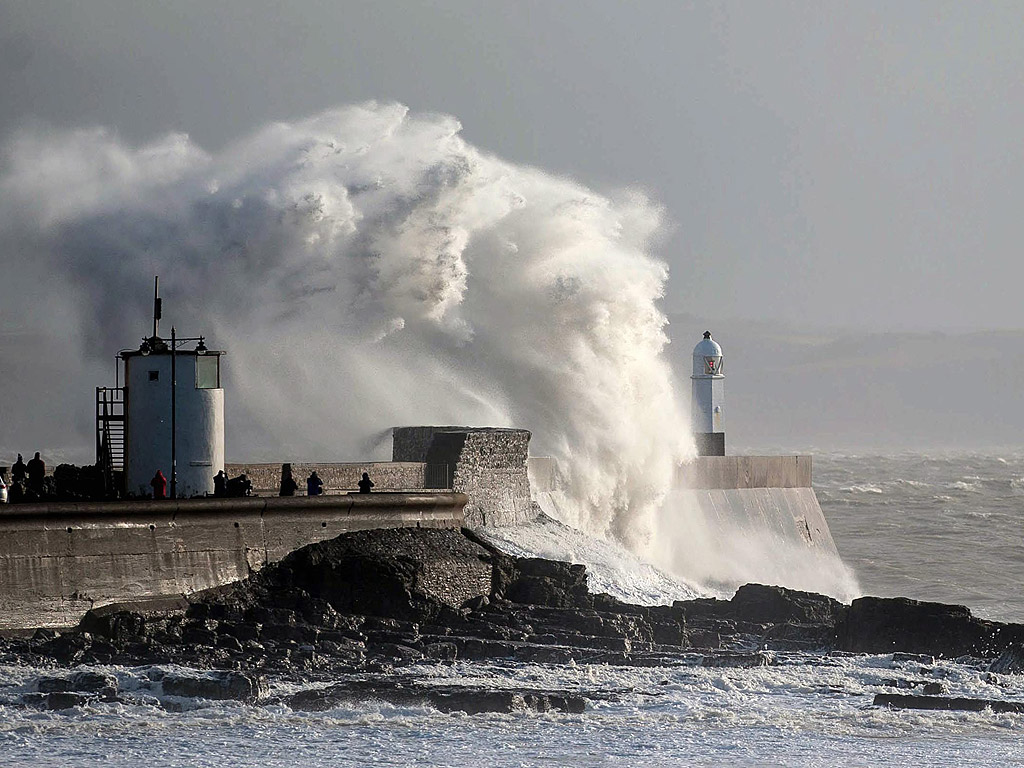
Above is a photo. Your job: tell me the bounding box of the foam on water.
[478,513,710,604]
[2,655,1023,767]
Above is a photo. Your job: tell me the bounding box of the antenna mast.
[152,276,162,339]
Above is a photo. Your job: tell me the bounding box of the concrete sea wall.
[677,456,838,555]
[0,493,466,631]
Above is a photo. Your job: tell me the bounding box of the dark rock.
[879,678,946,695]
[836,597,1000,657]
[182,627,219,647]
[38,671,116,693]
[729,584,844,626]
[988,645,1024,675]
[80,609,148,647]
[500,558,590,609]
[423,641,458,661]
[22,691,90,710]
[284,678,586,715]
[37,632,92,664]
[701,651,774,668]
[874,693,1024,713]
[221,622,260,643]
[161,671,269,703]
[216,635,244,652]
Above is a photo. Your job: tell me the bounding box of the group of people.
[278,467,324,496]
[144,466,374,498]
[9,452,47,494]
[148,469,253,499]
[279,465,374,496]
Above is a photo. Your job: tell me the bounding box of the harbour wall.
[0,493,466,631]
[675,456,838,555]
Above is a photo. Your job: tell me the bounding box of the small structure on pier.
[97,278,225,498]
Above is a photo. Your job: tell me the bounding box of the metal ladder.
[96,387,125,493]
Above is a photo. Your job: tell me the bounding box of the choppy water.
[815,452,1024,623]
[2,452,1022,766]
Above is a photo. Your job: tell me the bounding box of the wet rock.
[22,691,91,710]
[499,558,590,609]
[988,645,1024,675]
[836,597,993,657]
[38,670,116,693]
[284,678,586,715]
[422,641,458,662]
[37,632,92,664]
[892,652,935,665]
[701,651,774,668]
[728,584,844,626]
[161,671,269,703]
[80,609,148,647]
[874,693,1024,713]
[878,678,945,695]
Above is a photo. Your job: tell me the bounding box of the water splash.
[0,102,691,551]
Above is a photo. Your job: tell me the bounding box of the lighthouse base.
[695,432,725,456]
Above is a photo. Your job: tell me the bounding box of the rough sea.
[2,452,1022,767]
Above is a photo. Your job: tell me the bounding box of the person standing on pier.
[12,454,27,484]
[151,470,167,499]
[306,471,324,496]
[26,452,45,494]
[279,465,298,496]
[213,470,227,498]
[358,472,374,494]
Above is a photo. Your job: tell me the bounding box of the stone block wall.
[225,462,428,495]
[392,427,535,527]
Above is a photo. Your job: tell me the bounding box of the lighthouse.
[691,331,725,456]
[108,279,226,498]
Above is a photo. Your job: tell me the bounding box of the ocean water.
[2,451,1023,767]
[814,451,1024,623]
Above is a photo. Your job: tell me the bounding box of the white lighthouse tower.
[118,278,225,498]
[691,330,725,456]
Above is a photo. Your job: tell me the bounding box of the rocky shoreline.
[2,527,1023,715]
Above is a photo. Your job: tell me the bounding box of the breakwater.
[0,493,466,630]
[675,455,838,555]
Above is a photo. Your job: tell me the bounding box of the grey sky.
[2,0,1022,333]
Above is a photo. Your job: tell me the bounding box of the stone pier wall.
[0,493,466,631]
[393,427,534,527]
[225,462,429,495]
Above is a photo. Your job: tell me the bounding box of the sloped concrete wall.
[0,493,466,631]
[676,456,837,555]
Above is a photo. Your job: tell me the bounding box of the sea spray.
[0,101,691,551]
[0,102,861,598]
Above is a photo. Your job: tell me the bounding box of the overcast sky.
[3,1,1021,332]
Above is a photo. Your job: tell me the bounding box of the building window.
[149,370,159,381]
[196,355,220,389]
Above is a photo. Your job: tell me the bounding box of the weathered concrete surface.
[678,455,813,489]
[674,487,838,555]
[0,493,466,631]
[393,427,534,527]
[673,456,837,556]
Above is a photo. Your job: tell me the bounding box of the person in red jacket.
[151,470,167,499]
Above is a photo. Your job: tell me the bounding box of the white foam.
[478,514,707,604]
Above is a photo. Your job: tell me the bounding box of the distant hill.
[665,314,1024,451]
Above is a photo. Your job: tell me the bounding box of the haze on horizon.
[1,1,1022,457]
